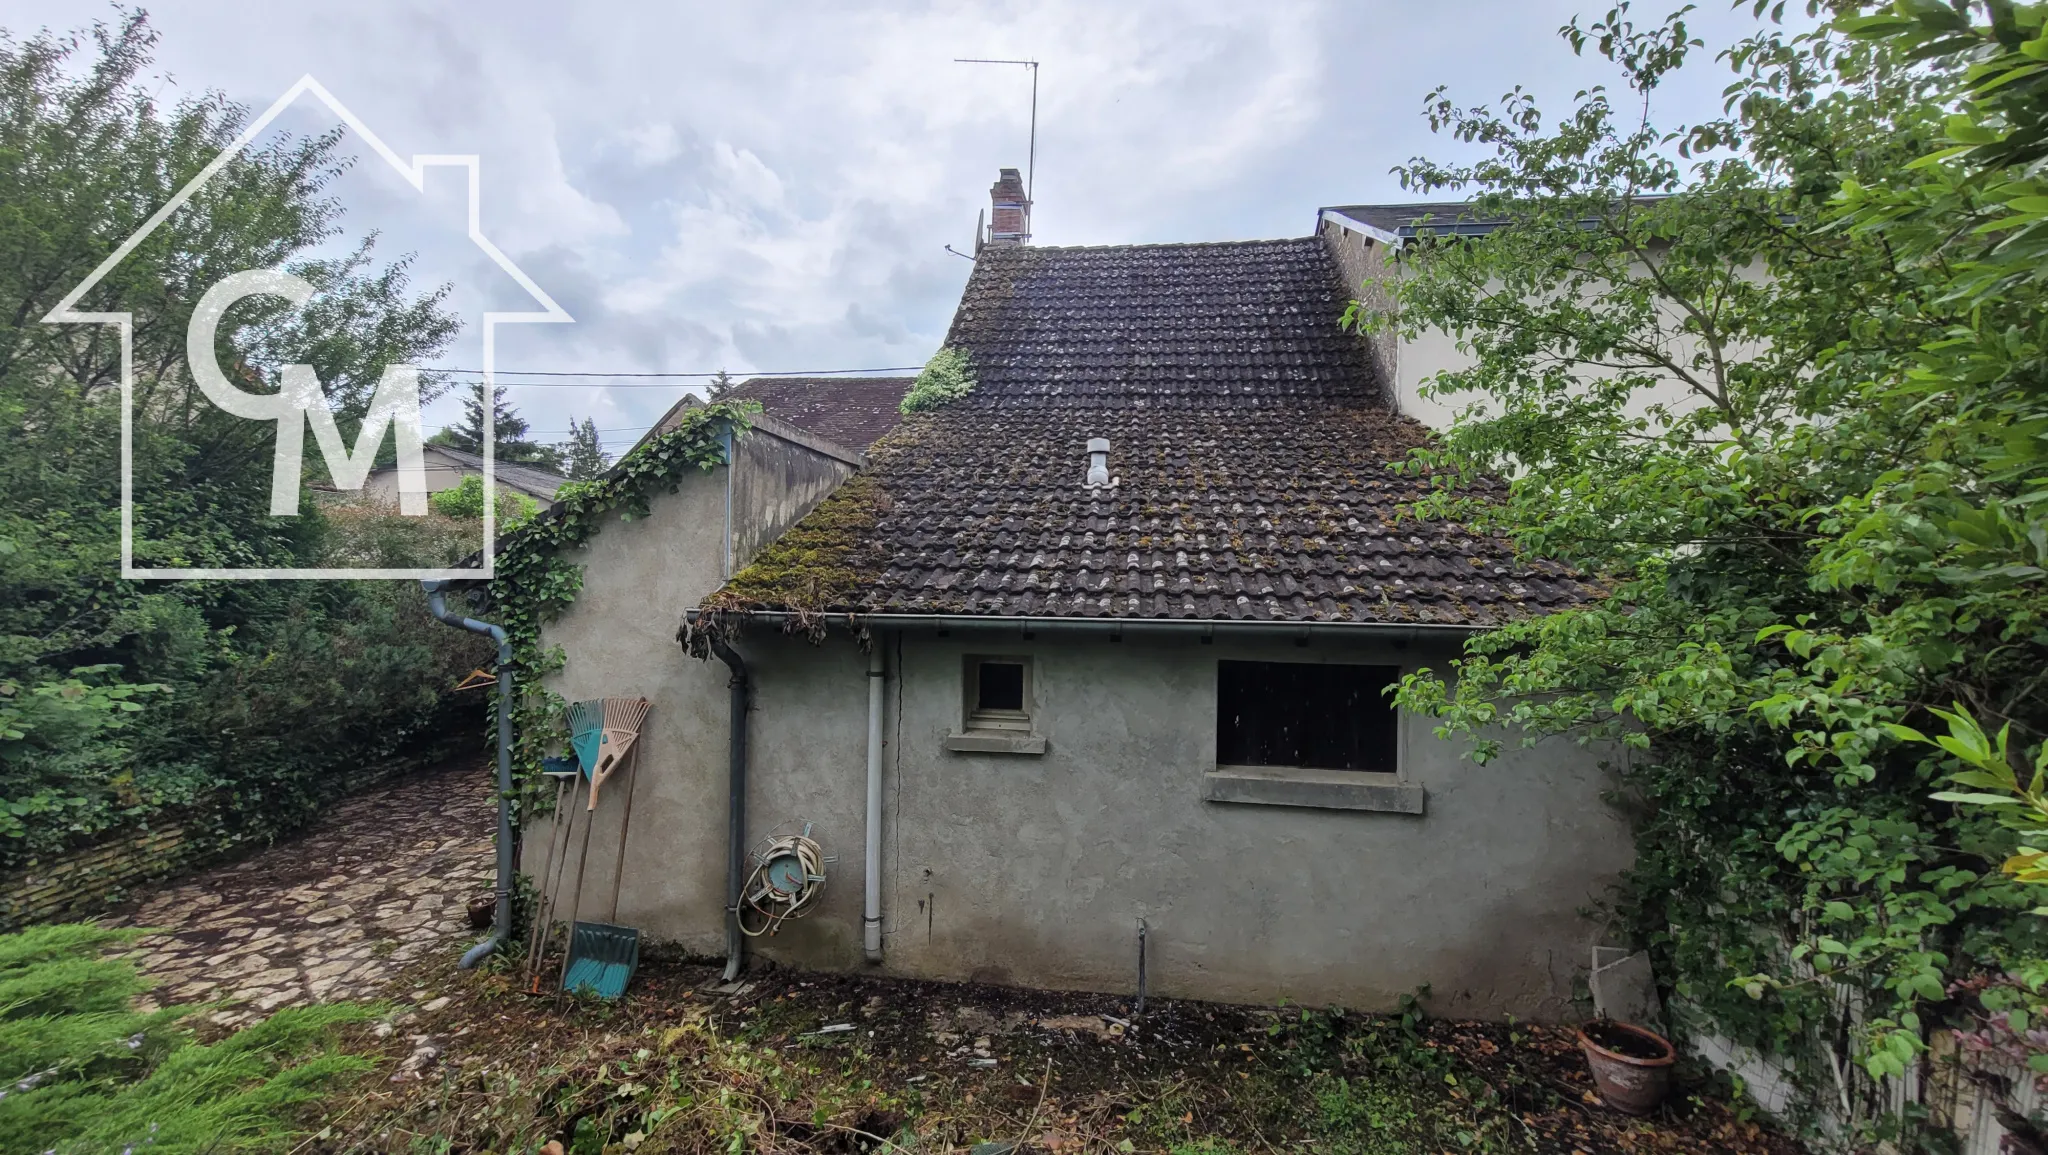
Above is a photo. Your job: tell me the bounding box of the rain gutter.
[422,581,516,970]
[686,609,1485,642]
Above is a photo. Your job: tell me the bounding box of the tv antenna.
[954,57,1039,201]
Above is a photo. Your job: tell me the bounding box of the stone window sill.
[1203,766,1425,814]
[945,730,1047,755]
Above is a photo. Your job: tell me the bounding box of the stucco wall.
[729,414,865,573]
[1320,215,1752,432]
[529,418,859,954]
[1319,219,1401,402]
[534,598,1635,1019]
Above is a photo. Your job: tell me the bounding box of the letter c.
[185,269,319,420]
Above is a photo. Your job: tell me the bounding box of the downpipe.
[708,636,750,982]
[863,641,885,962]
[422,581,515,970]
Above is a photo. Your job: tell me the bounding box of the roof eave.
[1317,208,1404,246]
[685,608,1489,638]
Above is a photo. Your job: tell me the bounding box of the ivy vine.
[898,347,974,414]
[480,401,756,815]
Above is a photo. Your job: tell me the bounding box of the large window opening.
[1216,660,1400,772]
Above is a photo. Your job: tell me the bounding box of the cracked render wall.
[538,533,1635,1020]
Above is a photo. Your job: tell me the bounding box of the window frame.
[1213,658,1405,775]
[963,655,1035,733]
[1205,657,1424,815]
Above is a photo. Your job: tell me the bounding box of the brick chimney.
[986,167,1031,246]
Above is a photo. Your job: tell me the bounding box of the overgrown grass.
[0,923,377,1153]
[320,967,1792,1155]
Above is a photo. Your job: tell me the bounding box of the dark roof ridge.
[694,234,1594,627]
[979,235,1318,254]
[428,445,569,496]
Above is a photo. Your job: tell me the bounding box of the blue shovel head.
[562,920,640,1000]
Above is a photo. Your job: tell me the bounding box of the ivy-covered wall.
[485,403,754,813]
[482,403,872,956]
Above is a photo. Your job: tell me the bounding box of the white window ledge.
[945,730,1047,755]
[1203,766,1425,814]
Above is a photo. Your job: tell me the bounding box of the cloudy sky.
[14,1,1798,456]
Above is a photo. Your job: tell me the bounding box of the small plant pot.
[1576,1020,1675,1115]
[466,893,496,930]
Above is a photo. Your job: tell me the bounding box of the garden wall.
[0,740,464,930]
[0,821,215,929]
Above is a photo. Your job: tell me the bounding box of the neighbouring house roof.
[427,446,570,501]
[1321,201,1504,239]
[720,376,913,451]
[633,376,911,461]
[705,236,1594,627]
[1321,195,1676,241]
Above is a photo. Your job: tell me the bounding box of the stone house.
[519,177,1633,1020]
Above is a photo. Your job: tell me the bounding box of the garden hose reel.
[739,825,833,938]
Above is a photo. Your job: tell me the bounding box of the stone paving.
[111,760,496,1028]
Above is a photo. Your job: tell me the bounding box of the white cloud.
[14,0,1811,443]
[622,122,682,167]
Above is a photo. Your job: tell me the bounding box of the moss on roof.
[703,471,889,618]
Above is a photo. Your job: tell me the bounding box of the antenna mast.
[954,57,1039,201]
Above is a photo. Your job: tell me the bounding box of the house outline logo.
[42,74,572,581]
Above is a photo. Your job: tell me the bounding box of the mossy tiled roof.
[721,376,912,451]
[707,238,1592,625]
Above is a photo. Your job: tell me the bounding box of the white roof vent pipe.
[1084,437,1116,489]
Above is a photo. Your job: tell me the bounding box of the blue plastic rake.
[553,697,652,1000]
[568,699,605,778]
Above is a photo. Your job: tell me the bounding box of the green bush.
[899,347,976,414]
[1374,0,2048,1136]
[428,474,541,526]
[0,16,489,882]
[0,923,375,1152]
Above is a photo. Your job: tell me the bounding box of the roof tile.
[708,237,1594,625]
[722,376,912,451]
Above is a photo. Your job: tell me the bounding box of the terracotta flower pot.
[1576,1020,1675,1115]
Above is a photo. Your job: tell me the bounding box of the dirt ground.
[96,762,1806,1153]
[308,950,1806,1155]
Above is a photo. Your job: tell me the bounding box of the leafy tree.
[557,415,612,480]
[0,13,487,875]
[1367,0,2048,1136]
[706,368,735,399]
[432,382,565,470]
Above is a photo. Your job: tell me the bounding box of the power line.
[528,425,650,435]
[429,365,922,384]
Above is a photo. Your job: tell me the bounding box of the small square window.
[977,661,1025,712]
[964,656,1033,732]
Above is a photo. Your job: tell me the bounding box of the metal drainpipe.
[422,580,514,970]
[708,635,750,981]
[862,640,885,962]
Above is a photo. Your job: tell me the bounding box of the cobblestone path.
[112,761,496,1027]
